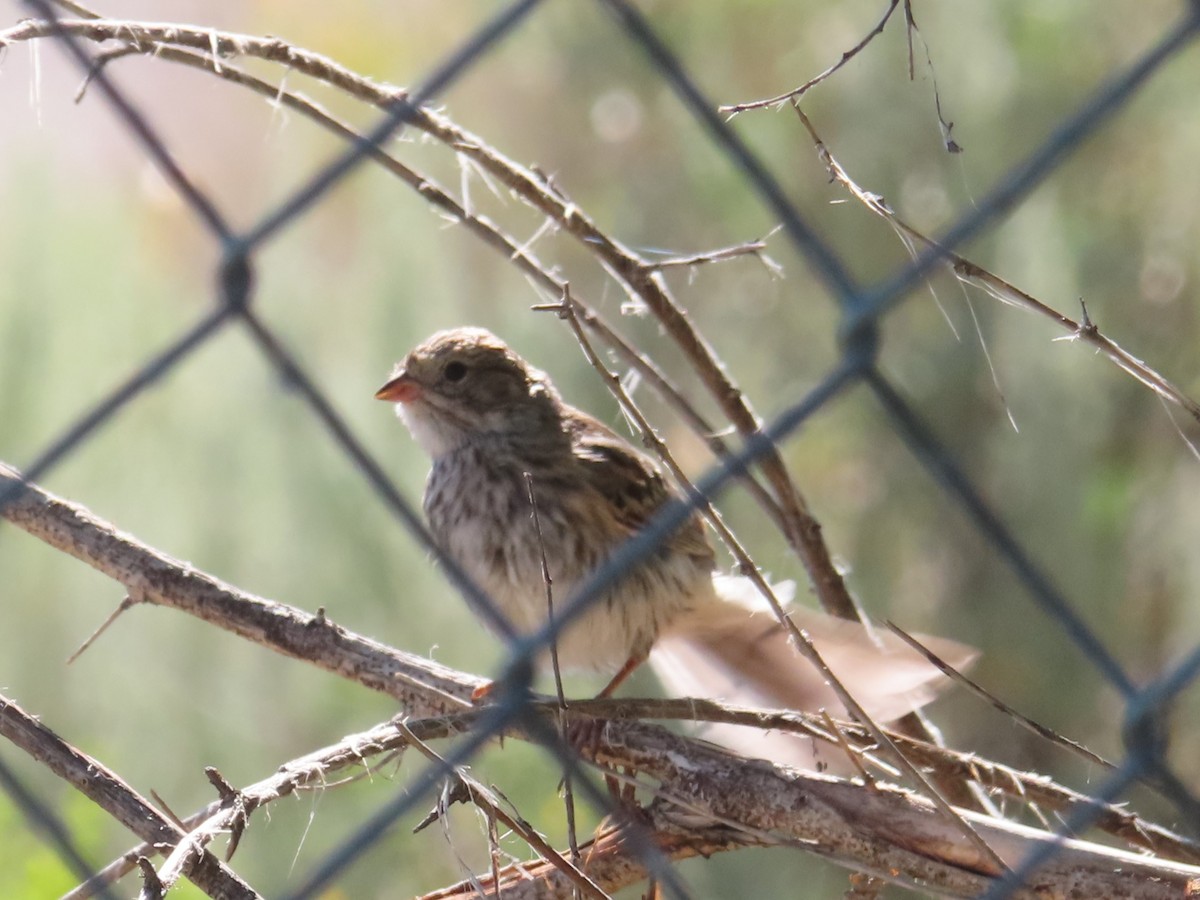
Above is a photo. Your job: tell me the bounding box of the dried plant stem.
[6,461,1198,899]
[396,722,610,900]
[719,0,902,115]
[793,105,1200,423]
[525,473,583,878]
[0,693,257,899]
[0,462,484,714]
[542,292,996,862]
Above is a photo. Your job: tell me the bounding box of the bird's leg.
[580,651,647,802]
[470,681,494,703]
[596,650,647,698]
[474,647,644,706]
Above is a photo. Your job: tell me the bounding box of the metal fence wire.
[3,0,1200,897]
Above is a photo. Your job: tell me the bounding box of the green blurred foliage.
[1,0,1199,896]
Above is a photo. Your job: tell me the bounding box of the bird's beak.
[375,372,421,403]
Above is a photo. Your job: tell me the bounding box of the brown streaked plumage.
[378,327,975,762]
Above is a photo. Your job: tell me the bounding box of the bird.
[377,327,974,764]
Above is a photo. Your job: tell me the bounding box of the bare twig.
[525,472,583,877]
[66,592,145,664]
[0,461,483,713]
[903,0,962,153]
[642,230,782,274]
[819,709,877,788]
[85,716,474,898]
[719,0,902,116]
[525,473,569,714]
[792,105,1200,423]
[0,693,257,899]
[48,0,99,15]
[397,721,611,900]
[543,301,791,535]
[886,623,1115,770]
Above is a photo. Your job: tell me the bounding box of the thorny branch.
[718,0,960,150]
[0,694,257,899]
[641,230,783,273]
[793,105,1200,424]
[0,461,484,714]
[539,292,998,859]
[396,720,608,900]
[718,0,911,116]
[4,464,1200,899]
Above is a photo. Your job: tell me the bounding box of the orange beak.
[375,372,421,403]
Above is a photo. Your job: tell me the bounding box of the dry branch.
[422,822,746,900]
[395,720,609,900]
[578,721,1200,900]
[793,106,1200,424]
[78,693,1200,895]
[68,714,473,897]
[4,462,1200,898]
[424,717,1200,899]
[0,693,257,899]
[719,0,902,115]
[0,462,482,717]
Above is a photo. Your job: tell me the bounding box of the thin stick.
[0,692,256,898]
[793,103,1200,424]
[524,472,582,876]
[395,722,610,900]
[642,230,781,273]
[543,289,1003,868]
[885,623,1114,770]
[719,0,901,115]
[819,709,877,788]
[533,298,792,537]
[66,592,145,664]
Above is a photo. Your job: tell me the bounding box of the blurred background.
[1,0,1199,896]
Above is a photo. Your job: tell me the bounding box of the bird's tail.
[649,575,976,769]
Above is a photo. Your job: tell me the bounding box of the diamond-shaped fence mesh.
[2,1,1200,897]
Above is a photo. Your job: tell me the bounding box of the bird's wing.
[567,410,714,564]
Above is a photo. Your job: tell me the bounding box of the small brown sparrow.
[378,328,973,761]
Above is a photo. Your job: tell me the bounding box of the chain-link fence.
[2,1,1200,897]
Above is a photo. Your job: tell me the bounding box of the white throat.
[396,403,460,458]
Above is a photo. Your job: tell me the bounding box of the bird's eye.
[443,361,468,383]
